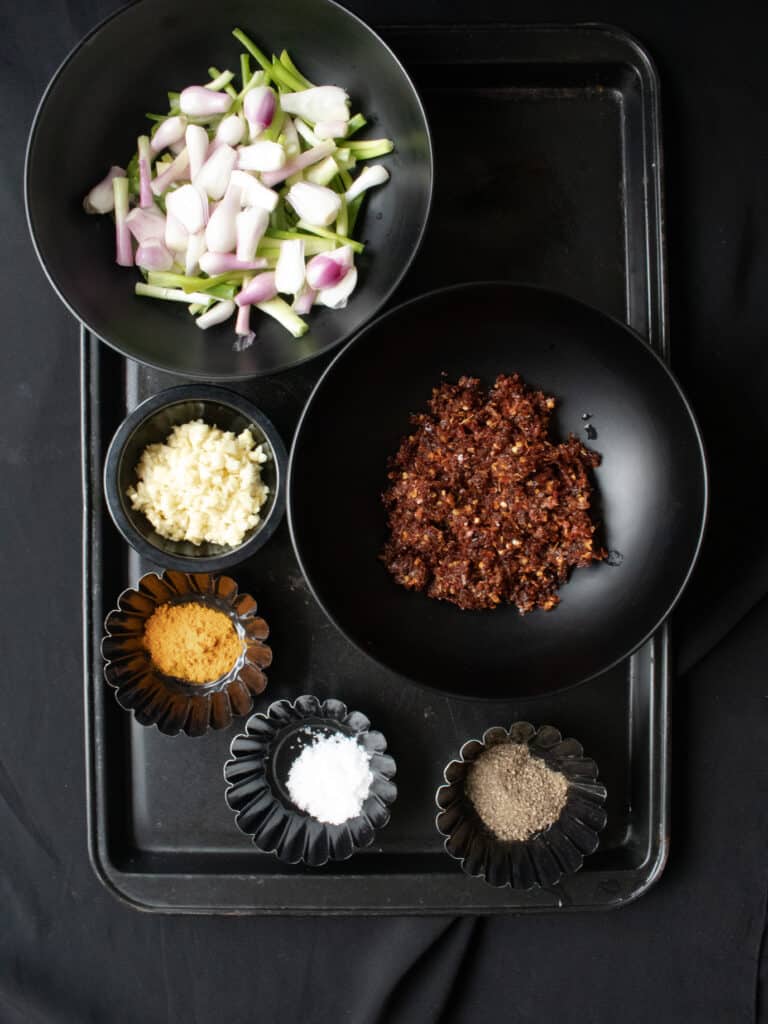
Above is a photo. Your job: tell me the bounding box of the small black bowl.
[25,0,432,379]
[224,695,397,866]
[104,385,286,571]
[435,722,608,889]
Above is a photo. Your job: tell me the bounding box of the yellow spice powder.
[143,602,243,684]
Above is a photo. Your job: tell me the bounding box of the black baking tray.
[82,23,669,913]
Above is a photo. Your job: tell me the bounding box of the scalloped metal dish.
[82,23,670,913]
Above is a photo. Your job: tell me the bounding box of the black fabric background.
[2,1,767,1021]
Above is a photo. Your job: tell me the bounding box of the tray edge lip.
[82,19,672,914]
[81,334,143,913]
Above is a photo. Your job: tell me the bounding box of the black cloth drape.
[1,1,766,1021]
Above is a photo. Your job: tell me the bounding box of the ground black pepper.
[466,742,569,842]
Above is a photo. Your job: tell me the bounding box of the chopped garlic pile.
[127,419,269,547]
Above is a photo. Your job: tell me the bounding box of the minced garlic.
[127,419,269,547]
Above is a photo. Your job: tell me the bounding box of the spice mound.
[466,742,568,842]
[381,373,606,613]
[127,419,269,548]
[286,731,373,825]
[143,602,243,683]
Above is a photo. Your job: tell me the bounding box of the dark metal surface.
[83,23,669,912]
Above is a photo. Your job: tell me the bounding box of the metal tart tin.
[101,569,271,736]
[224,695,397,866]
[436,721,607,889]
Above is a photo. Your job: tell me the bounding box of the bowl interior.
[25,0,432,378]
[288,282,708,699]
[115,397,280,562]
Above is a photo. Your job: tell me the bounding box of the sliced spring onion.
[292,283,316,314]
[346,138,394,159]
[136,239,174,272]
[185,124,209,181]
[260,140,335,187]
[304,155,341,188]
[216,114,246,147]
[200,252,268,275]
[206,181,242,253]
[346,113,367,136]
[113,177,132,266]
[230,169,279,212]
[166,212,189,253]
[314,120,347,141]
[294,219,364,254]
[87,30,393,342]
[267,56,305,94]
[137,136,153,209]
[286,181,341,227]
[236,206,270,260]
[165,184,209,234]
[315,265,357,309]
[240,53,251,89]
[335,195,349,237]
[150,115,187,155]
[180,85,232,118]
[256,297,308,337]
[280,86,349,123]
[232,29,272,76]
[126,205,166,244]
[136,283,217,304]
[274,238,305,295]
[260,234,336,256]
[235,276,253,335]
[237,140,286,172]
[151,148,190,196]
[147,269,247,292]
[236,271,278,305]
[83,166,126,214]
[347,193,365,234]
[206,68,236,93]
[185,230,206,276]
[243,86,276,139]
[194,144,237,200]
[278,49,313,90]
[196,298,236,328]
[345,164,390,202]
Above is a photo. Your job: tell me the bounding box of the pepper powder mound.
[380,373,606,613]
[466,742,569,842]
[143,602,244,684]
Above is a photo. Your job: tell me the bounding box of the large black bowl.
[288,282,708,699]
[25,0,432,379]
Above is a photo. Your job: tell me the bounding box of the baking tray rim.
[82,19,671,914]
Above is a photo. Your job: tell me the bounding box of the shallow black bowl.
[288,282,708,699]
[105,385,286,571]
[25,0,432,379]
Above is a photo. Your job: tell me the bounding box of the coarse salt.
[286,732,373,825]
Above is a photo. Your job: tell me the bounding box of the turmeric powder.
[143,602,243,683]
